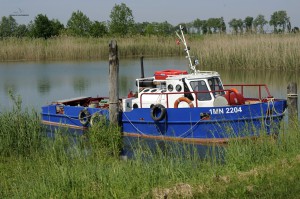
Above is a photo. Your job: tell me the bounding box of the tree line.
[0,3,299,39]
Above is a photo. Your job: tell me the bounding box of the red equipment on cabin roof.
[154,69,188,80]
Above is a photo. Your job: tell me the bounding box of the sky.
[1,0,300,30]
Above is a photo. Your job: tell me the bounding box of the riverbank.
[0,34,300,70]
[1,102,300,198]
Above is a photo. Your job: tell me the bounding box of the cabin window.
[190,80,212,101]
[175,84,182,92]
[208,77,224,96]
[167,84,173,91]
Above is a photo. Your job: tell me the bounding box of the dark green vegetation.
[0,3,299,39]
[1,98,300,198]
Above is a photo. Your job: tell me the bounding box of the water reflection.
[73,77,90,95]
[0,58,299,110]
[37,78,51,94]
[4,82,17,95]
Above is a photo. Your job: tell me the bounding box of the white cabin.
[122,70,228,111]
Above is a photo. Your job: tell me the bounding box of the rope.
[123,111,202,138]
[62,109,103,122]
[264,98,286,127]
[122,112,147,135]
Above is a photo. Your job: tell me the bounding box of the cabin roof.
[136,71,220,83]
[155,71,220,81]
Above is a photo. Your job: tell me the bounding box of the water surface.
[0,57,299,110]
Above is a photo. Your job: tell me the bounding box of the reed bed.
[0,36,181,62]
[195,34,300,71]
[1,34,299,70]
[1,97,300,199]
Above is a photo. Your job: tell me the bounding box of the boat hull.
[41,99,287,143]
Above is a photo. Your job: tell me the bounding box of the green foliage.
[50,19,64,36]
[244,16,254,33]
[0,16,17,37]
[270,10,290,33]
[144,23,156,35]
[14,24,28,37]
[193,18,202,34]
[31,14,54,39]
[0,7,297,38]
[253,14,267,33]
[229,18,244,34]
[207,17,225,33]
[90,21,107,37]
[109,3,135,36]
[156,21,174,36]
[67,10,92,37]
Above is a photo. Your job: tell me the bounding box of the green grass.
[0,99,300,198]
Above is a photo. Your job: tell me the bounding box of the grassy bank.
[1,103,300,198]
[1,34,300,70]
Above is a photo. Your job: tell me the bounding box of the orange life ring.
[174,97,194,108]
[225,88,245,105]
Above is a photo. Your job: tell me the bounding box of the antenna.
[176,25,199,74]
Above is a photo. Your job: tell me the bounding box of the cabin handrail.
[223,84,272,99]
[139,84,272,108]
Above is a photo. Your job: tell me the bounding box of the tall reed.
[194,34,300,71]
[0,36,182,61]
[0,93,44,157]
[1,34,299,70]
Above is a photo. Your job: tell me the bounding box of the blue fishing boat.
[41,25,287,143]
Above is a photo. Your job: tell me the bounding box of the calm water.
[0,57,299,110]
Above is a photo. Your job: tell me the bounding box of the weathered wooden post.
[109,40,119,125]
[287,82,298,124]
[140,56,145,78]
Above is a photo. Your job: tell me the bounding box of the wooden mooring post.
[109,40,119,125]
[287,82,298,123]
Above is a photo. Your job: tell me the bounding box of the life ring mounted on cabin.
[224,88,245,105]
[174,97,194,108]
[78,109,91,126]
[150,104,167,121]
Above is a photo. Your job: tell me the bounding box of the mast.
[176,25,199,74]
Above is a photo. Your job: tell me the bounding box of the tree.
[229,19,238,34]
[206,17,226,34]
[144,23,157,35]
[244,16,253,33]
[14,24,28,37]
[156,21,173,36]
[292,27,299,33]
[229,18,244,34]
[201,20,208,34]
[219,17,226,33]
[67,10,91,37]
[253,14,267,33]
[207,18,219,33]
[193,18,202,34]
[31,14,53,39]
[90,21,107,37]
[236,19,244,33]
[269,10,290,33]
[135,22,150,35]
[109,3,135,36]
[51,19,64,36]
[0,16,18,37]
